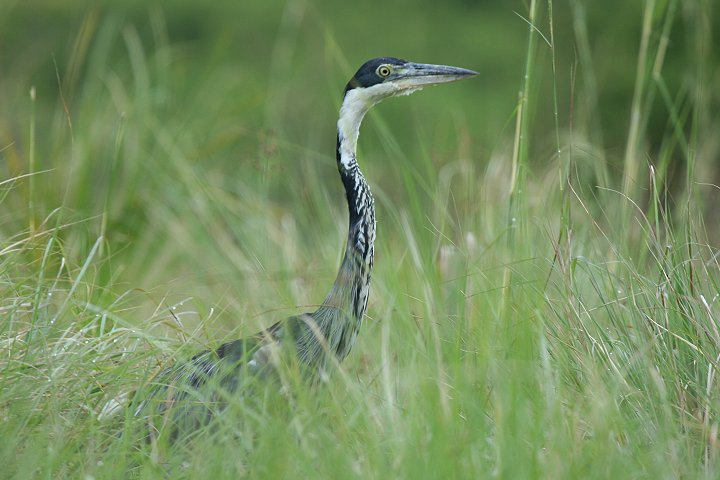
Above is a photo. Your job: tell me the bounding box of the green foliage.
[1,0,720,478]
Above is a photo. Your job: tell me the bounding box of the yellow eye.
[377,65,392,77]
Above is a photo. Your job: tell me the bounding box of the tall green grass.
[1,0,719,478]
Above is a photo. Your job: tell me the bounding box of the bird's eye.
[377,65,392,78]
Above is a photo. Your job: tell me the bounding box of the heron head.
[337,57,477,166]
[344,57,477,103]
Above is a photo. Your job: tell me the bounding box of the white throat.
[337,83,424,168]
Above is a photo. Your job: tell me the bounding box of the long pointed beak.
[398,62,478,87]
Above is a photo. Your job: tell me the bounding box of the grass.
[1,0,720,478]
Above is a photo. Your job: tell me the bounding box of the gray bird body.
[134,58,476,434]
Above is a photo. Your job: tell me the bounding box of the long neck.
[318,133,376,321]
[296,90,376,366]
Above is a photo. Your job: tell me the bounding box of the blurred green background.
[2,1,720,477]
[0,0,715,313]
[3,0,716,161]
[2,0,719,327]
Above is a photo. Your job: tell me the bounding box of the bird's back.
[133,314,325,439]
[134,330,271,437]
